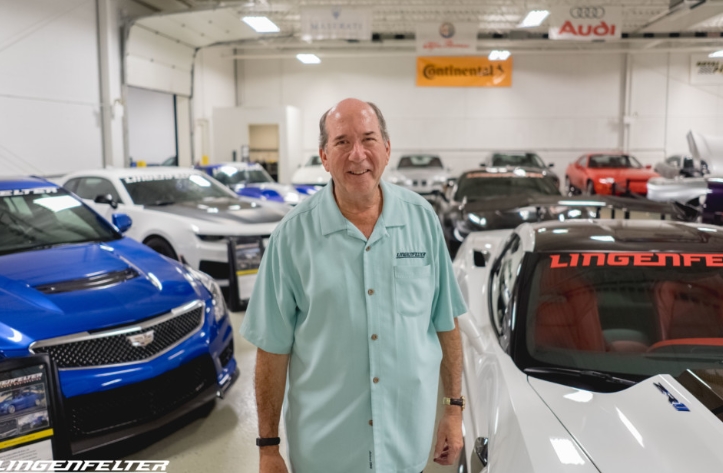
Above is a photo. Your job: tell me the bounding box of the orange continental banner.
[416,56,512,87]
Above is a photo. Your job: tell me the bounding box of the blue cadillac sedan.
[0,177,237,455]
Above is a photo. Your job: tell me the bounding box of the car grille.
[65,355,217,438]
[32,302,204,368]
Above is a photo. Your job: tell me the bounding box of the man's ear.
[319,148,330,172]
[384,140,391,165]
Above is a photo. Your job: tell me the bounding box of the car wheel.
[144,236,179,261]
[565,176,574,196]
[586,181,596,195]
[8,405,14,414]
[34,399,40,406]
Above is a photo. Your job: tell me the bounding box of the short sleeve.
[239,232,298,354]
[430,220,467,332]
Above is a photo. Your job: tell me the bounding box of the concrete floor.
[123,311,456,473]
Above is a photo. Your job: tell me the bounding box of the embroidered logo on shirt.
[397,252,426,259]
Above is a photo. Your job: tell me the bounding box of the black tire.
[565,176,575,196]
[144,236,179,260]
[586,180,596,195]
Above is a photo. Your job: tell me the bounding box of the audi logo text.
[569,6,605,19]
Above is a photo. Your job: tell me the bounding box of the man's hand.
[433,408,464,465]
[260,447,289,473]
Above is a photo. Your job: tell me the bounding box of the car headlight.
[467,213,487,226]
[186,266,226,322]
[598,178,615,184]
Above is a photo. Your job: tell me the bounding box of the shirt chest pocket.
[394,264,434,318]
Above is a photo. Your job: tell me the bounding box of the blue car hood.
[0,238,203,347]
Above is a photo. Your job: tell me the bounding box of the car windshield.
[0,187,119,256]
[589,154,642,169]
[491,153,546,168]
[519,252,723,382]
[454,173,559,201]
[121,174,236,206]
[306,156,322,166]
[398,155,443,169]
[213,166,273,185]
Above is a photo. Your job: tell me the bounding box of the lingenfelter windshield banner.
[416,56,512,87]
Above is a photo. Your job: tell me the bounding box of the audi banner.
[416,56,512,87]
[548,6,622,41]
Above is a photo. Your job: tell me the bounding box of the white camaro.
[60,167,286,302]
[454,219,723,472]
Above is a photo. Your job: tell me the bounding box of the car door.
[462,233,525,470]
[569,156,587,189]
[65,176,123,222]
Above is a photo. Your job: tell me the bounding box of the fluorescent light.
[488,50,511,61]
[242,16,280,33]
[296,53,321,64]
[709,50,723,58]
[519,10,550,28]
[590,235,615,242]
[564,390,593,403]
[34,195,81,212]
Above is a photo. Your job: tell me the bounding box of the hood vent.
[34,268,139,294]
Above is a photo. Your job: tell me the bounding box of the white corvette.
[60,167,286,302]
[454,219,723,472]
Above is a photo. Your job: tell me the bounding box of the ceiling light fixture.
[488,50,511,61]
[242,16,280,33]
[296,53,321,64]
[709,50,723,58]
[519,10,550,28]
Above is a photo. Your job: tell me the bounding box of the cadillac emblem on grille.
[127,331,155,348]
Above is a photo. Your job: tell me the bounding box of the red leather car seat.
[653,276,723,341]
[534,267,606,352]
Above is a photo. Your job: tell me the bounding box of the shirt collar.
[319,180,407,236]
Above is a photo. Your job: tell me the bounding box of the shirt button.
[368,289,374,296]
[371,334,378,341]
[373,377,379,384]
[366,246,371,252]
[369,419,373,426]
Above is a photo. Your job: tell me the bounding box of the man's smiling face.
[320,99,390,202]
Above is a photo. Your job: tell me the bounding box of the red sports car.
[565,153,660,196]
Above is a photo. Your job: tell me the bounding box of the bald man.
[241,99,467,473]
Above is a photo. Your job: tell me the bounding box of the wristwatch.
[256,437,281,447]
[442,396,466,411]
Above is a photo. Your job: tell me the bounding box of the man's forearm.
[255,348,290,438]
[438,319,462,398]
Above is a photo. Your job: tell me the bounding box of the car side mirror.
[548,163,555,168]
[645,164,652,169]
[112,213,132,233]
[479,163,486,167]
[473,250,488,267]
[94,194,118,209]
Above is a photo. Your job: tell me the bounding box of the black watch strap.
[256,437,281,447]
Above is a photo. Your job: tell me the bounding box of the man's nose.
[349,140,365,161]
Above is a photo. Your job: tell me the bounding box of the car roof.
[461,166,547,178]
[65,167,205,179]
[197,162,264,170]
[526,219,723,253]
[0,177,57,191]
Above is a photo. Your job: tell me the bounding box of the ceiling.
[130,0,723,54]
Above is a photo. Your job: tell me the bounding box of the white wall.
[127,86,177,164]
[192,46,236,163]
[0,0,102,176]
[236,52,723,178]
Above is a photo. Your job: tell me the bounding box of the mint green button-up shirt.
[240,180,467,473]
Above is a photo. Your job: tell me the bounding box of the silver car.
[384,154,452,198]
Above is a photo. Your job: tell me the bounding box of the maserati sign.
[300,7,372,41]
